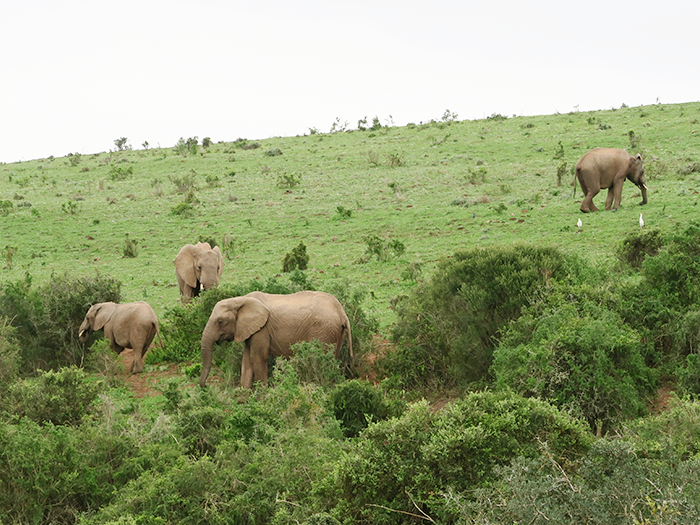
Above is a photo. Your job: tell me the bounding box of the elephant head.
[78,302,117,342]
[200,296,270,387]
[174,242,225,302]
[628,153,648,205]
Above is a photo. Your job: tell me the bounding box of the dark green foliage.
[329,379,388,437]
[282,241,309,272]
[359,234,405,262]
[330,391,593,524]
[387,244,580,388]
[108,163,133,181]
[453,438,700,525]
[0,318,20,389]
[617,227,663,268]
[492,294,657,433]
[5,366,101,425]
[0,273,121,372]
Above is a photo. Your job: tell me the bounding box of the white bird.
[577,218,582,228]
[639,213,645,228]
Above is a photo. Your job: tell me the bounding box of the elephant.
[78,301,159,374]
[174,242,225,303]
[199,291,353,388]
[575,147,648,213]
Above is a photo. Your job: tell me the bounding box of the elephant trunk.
[640,184,648,205]
[199,323,218,387]
[78,322,90,343]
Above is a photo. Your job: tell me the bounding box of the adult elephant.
[575,148,648,213]
[78,301,159,374]
[174,242,224,303]
[200,291,353,387]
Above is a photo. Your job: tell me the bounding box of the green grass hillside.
[2,102,699,327]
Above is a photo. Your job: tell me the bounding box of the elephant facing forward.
[174,242,225,303]
[575,147,648,213]
[200,291,353,388]
[79,301,158,374]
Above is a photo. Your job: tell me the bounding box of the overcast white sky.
[1,0,698,163]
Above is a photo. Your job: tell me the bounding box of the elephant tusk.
[642,183,648,190]
[79,330,86,338]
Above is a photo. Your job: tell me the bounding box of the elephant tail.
[345,319,353,359]
[572,167,578,199]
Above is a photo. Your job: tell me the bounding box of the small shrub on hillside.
[122,233,138,258]
[8,366,101,425]
[3,245,18,269]
[265,148,283,156]
[174,136,199,156]
[0,200,13,217]
[282,241,309,272]
[61,200,79,214]
[170,202,195,217]
[329,379,388,437]
[168,170,197,193]
[357,234,405,263]
[202,136,212,149]
[114,137,130,151]
[277,172,302,188]
[108,163,134,181]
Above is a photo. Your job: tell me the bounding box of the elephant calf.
[79,301,159,374]
[200,291,353,387]
[575,147,648,212]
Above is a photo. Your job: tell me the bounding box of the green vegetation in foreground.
[2,103,700,524]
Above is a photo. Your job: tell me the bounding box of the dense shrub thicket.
[387,244,591,387]
[5,225,700,523]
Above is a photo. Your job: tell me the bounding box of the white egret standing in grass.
[577,218,582,228]
[639,213,645,228]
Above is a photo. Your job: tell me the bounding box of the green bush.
[617,227,663,269]
[329,379,388,437]
[0,273,121,372]
[0,318,20,390]
[387,244,584,388]
[284,341,345,388]
[329,391,593,524]
[282,241,309,272]
[492,295,657,433]
[7,366,101,426]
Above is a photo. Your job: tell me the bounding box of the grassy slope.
[1,102,699,328]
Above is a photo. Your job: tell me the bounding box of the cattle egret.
[639,213,645,228]
[577,218,582,228]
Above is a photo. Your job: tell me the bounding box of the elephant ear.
[174,244,198,288]
[213,246,224,277]
[234,297,269,343]
[93,302,117,330]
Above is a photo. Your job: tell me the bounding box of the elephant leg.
[581,190,600,213]
[241,344,254,388]
[612,182,624,210]
[249,330,271,386]
[605,188,615,210]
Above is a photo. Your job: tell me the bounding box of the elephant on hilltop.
[575,148,648,212]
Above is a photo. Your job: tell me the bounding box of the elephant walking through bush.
[174,242,224,303]
[79,301,159,374]
[200,291,353,387]
[575,148,648,212]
